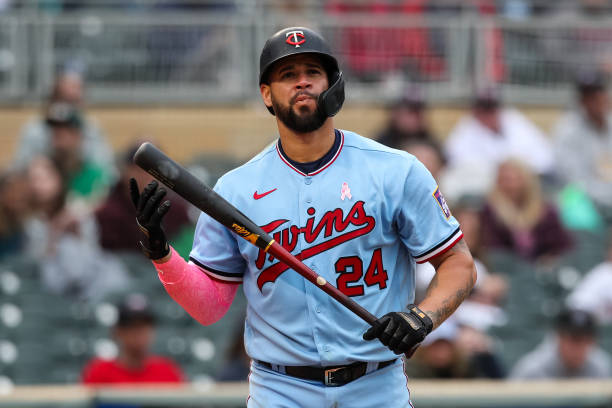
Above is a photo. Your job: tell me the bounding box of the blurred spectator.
[377,88,439,150]
[44,102,112,205]
[0,169,30,258]
[405,320,504,379]
[405,321,474,379]
[567,230,612,324]
[94,143,193,256]
[510,308,612,379]
[480,159,572,262]
[553,70,612,218]
[12,71,116,176]
[82,294,185,384]
[455,324,506,378]
[24,156,129,302]
[444,88,554,197]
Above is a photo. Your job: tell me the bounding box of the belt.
[255,359,396,387]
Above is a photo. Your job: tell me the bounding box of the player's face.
[50,125,82,159]
[582,91,609,122]
[558,332,594,371]
[115,323,155,359]
[261,54,329,133]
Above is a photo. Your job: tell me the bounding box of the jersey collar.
[276,130,344,176]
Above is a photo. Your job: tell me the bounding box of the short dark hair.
[575,69,608,96]
[45,102,83,129]
[116,294,155,327]
[472,86,501,111]
[556,308,596,336]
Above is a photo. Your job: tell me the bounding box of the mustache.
[290,91,318,105]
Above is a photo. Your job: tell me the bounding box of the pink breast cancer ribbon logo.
[340,182,352,201]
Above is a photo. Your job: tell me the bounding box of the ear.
[260,83,273,110]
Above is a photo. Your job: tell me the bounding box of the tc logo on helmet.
[285,30,305,47]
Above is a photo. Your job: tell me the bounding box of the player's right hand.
[129,178,171,260]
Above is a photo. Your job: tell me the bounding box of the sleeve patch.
[433,187,451,220]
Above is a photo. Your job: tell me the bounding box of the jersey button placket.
[300,175,326,361]
[307,263,326,359]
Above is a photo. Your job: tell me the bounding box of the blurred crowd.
[0,63,610,386]
[379,68,612,380]
[0,1,611,386]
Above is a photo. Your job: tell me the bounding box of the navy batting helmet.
[259,27,345,117]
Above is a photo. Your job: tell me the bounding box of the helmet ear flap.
[317,71,345,117]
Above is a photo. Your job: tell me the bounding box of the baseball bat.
[133,142,378,326]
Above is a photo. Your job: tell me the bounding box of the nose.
[295,73,312,90]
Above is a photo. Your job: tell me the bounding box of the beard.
[271,91,327,133]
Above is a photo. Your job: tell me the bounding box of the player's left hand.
[363,305,433,355]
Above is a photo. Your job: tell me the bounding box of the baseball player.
[130,27,476,407]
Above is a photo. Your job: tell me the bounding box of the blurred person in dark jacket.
[82,294,185,384]
[510,309,612,379]
[95,143,192,255]
[481,159,572,262]
[377,88,439,150]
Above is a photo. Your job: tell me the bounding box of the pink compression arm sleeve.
[153,247,239,326]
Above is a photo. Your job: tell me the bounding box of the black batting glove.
[363,304,433,356]
[129,178,171,260]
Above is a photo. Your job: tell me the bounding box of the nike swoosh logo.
[253,188,277,200]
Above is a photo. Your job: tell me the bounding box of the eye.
[308,68,322,75]
[281,71,296,79]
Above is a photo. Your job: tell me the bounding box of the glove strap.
[136,217,170,260]
[139,240,170,260]
[407,304,434,334]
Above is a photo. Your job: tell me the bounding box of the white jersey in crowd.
[445,108,554,175]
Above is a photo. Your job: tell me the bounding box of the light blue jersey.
[190,130,462,366]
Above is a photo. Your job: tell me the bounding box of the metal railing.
[1,10,612,105]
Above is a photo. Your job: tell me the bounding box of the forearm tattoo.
[424,240,475,326]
